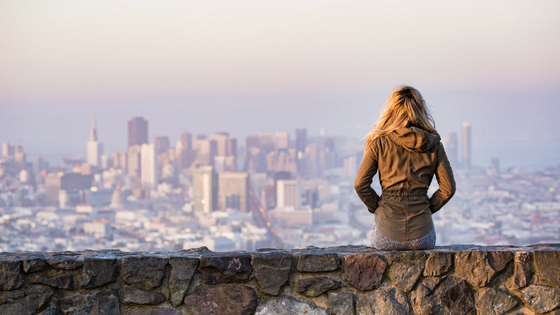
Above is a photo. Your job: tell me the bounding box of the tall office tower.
[276,179,300,208]
[112,152,128,171]
[87,117,103,167]
[197,139,217,166]
[258,133,275,153]
[245,135,260,159]
[275,132,289,151]
[445,132,459,167]
[128,117,148,148]
[154,136,170,154]
[295,129,307,175]
[14,145,26,167]
[210,132,229,157]
[462,122,472,170]
[218,172,250,212]
[192,135,207,151]
[193,166,217,213]
[343,156,357,178]
[45,172,93,206]
[127,145,142,179]
[226,138,237,158]
[141,143,158,190]
[175,132,193,171]
[180,132,193,150]
[305,144,321,178]
[2,143,15,158]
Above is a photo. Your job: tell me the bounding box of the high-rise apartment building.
[141,143,158,190]
[128,117,148,148]
[87,117,103,167]
[462,122,472,170]
[218,172,250,212]
[193,166,217,213]
[276,179,300,208]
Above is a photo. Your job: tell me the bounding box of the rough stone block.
[328,292,354,315]
[0,288,53,315]
[200,252,253,284]
[129,307,182,315]
[424,251,453,277]
[295,277,341,297]
[47,255,83,270]
[455,251,513,287]
[81,257,117,289]
[387,252,427,292]
[255,296,329,315]
[30,274,76,290]
[534,251,560,288]
[123,286,166,305]
[506,252,533,291]
[411,275,476,315]
[343,253,387,291]
[474,288,518,315]
[59,289,119,315]
[184,285,257,315]
[252,251,293,296]
[120,256,168,290]
[0,260,24,291]
[38,306,63,315]
[519,284,560,314]
[357,287,411,315]
[169,256,199,306]
[23,257,47,273]
[297,253,340,272]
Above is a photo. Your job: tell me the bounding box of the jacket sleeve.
[354,144,380,214]
[429,142,456,214]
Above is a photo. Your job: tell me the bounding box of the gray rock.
[23,257,47,273]
[184,285,257,315]
[255,296,329,315]
[80,257,117,288]
[30,273,76,290]
[295,277,341,297]
[474,288,518,315]
[534,251,560,288]
[200,252,253,284]
[0,288,53,315]
[506,252,533,291]
[129,307,183,315]
[297,253,340,272]
[519,284,560,314]
[59,289,119,315]
[252,251,293,295]
[47,255,83,270]
[0,260,24,291]
[123,286,166,305]
[38,306,63,315]
[328,292,354,315]
[357,287,411,315]
[343,253,387,291]
[424,251,453,277]
[169,256,199,306]
[411,275,476,315]
[120,256,168,290]
[455,251,513,287]
[387,252,427,292]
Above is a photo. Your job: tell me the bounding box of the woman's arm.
[354,145,380,214]
[429,143,456,213]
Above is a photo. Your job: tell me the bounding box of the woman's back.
[355,126,455,242]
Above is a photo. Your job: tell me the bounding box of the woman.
[354,86,456,250]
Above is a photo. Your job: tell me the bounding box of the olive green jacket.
[354,127,456,241]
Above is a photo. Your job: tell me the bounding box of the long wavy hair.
[364,86,437,150]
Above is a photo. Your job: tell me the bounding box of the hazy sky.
[1,1,559,169]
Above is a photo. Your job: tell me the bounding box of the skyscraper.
[462,122,472,170]
[154,136,170,154]
[128,117,148,148]
[295,128,307,175]
[87,117,103,167]
[193,166,217,213]
[275,132,289,151]
[276,179,300,208]
[141,143,158,190]
[218,172,250,212]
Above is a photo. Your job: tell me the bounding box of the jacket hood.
[387,127,441,153]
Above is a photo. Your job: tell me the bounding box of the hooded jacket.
[354,127,456,241]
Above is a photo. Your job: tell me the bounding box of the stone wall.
[1,244,559,315]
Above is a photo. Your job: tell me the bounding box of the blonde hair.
[365,86,437,150]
